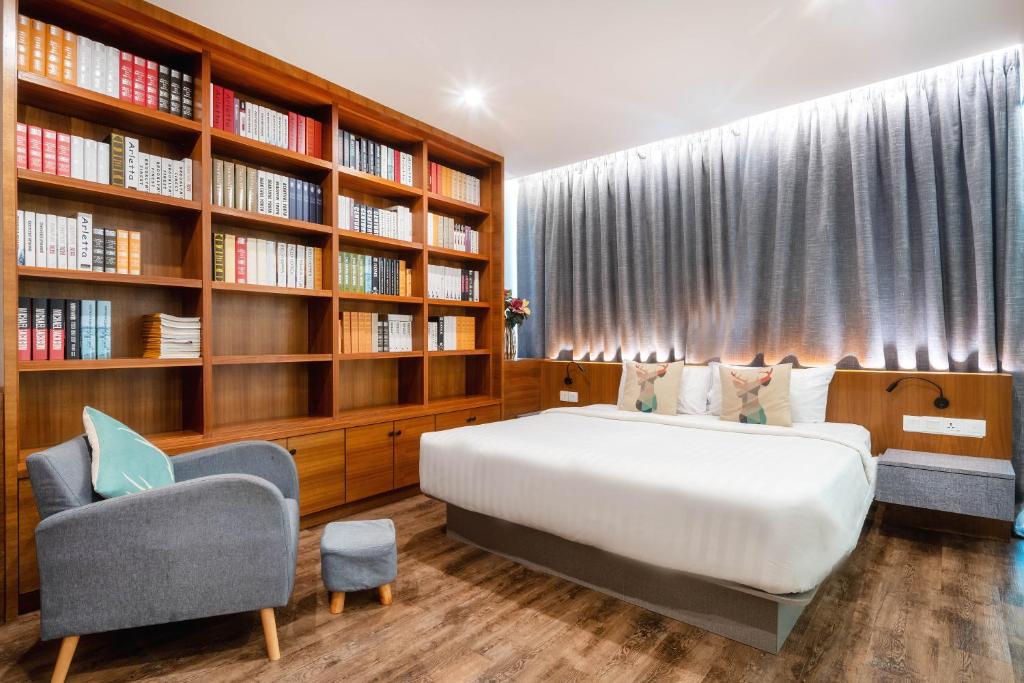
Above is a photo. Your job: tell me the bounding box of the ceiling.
[152,0,1024,178]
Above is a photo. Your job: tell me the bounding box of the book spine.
[43,298,64,363]
[145,60,159,109]
[16,210,24,266]
[128,230,142,275]
[124,136,139,189]
[96,300,111,359]
[213,233,225,281]
[15,122,27,169]
[103,228,117,273]
[213,159,224,206]
[105,46,119,98]
[83,138,97,181]
[80,300,96,359]
[77,213,93,270]
[27,125,42,171]
[131,55,146,105]
[57,216,68,269]
[70,135,84,179]
[31,298,48,360]
[62,30,77,84]
[181,73,194,120]
[158,64,171,112]
[16,15,29,71]
[184,158,193,200]
[96,142,110,184]
[29,19,45,75]
[45,214,58,268]
[236,236,247,284]
[224,234,236,283]
[109,133,125,186]
[276,242,287,285]
[42,128,57,174]
[66,300,80,360]
[56,132,71,176]
[25,212,35,268]
[17,297,30,361]
[169,69,182,116]
[92,227,105,271]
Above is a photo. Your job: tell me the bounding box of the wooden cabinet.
[346,423,397,502]
[435,404,501,431]
[283,430,345,517]
[394,416,435,488]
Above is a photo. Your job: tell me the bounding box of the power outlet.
[559,390,579,403]
[902,415,986,438]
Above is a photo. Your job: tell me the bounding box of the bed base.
[445,504,816,654]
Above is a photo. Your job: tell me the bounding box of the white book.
[16,210,25,266]
[257,170,266,214]
[77,36,92,88]
[173,160,184,199]
[124,136,139,189]
[259,240,269,285]
[138,153,150,193]
[56,217,68,269]
[183,158,193,200]
[272,173,281,217]
[150,156,160,194]
[305,246,314,289]
[249,239,261,285]
[23,211,34,267]
[276,242,287,285]
[266,241,276,285]
[105,46,119,97]
[96,142,110,184]
[286,243,296,288]
[91,41,106,92]
[35,212,46,267]
[161,156,172,196]
[281,174,290,219]
[83,139,98,182]
[66,217,77,268]
[77,212,93,270]
[295,244,305,289]
[46,214,58,268]
[70,136,85,179]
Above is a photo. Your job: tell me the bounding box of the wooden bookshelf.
[2,0,503,619]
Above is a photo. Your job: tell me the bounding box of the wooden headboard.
[503,360,1013,459]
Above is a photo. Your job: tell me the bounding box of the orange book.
[29,19,46,76]
[128,230,142,275]
[340,312,350,353]
[313,247,322,288]
[45,23,62,80]
[361,312,371,353]
[61,30,77,83]
[17,15,29,70]
[399,261,407,296]
[115,229,130,274]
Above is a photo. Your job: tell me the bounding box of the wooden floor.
[0,496,1021,682]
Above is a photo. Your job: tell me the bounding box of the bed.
[419,404,877,652]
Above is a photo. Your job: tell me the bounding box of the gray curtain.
[516,48,1024,507]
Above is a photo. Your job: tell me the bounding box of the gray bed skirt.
[445,504,817,653]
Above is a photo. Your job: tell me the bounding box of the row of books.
[18,298,111,361]
[212,85,324,159]
[16,124,193,199]
[339,252,412,297]
[427,213,480,253]
[340,312,414,354]
[427,265,481,302]
[338,197,413,242]
[338,130,414,186]
[17,15,193,119]
[213,233,323,289]
[212,159,323,223]
[143,313,200,359]
[427,316,477,351]
[16,210,141,275]
[429,161,480,206]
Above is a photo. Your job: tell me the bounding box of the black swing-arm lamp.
[885,376,949,409]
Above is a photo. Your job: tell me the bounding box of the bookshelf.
[2,0,503,619]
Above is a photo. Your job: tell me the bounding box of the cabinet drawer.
[346,422,395,502]
[434,404,501,431]
[288,430,345,517]
[876,464,1014,520]
[395,415,435,488]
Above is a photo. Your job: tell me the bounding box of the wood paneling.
[434,404,501,431]
[16,480,38,595]
[345,422,394,502]
[394,415,435,488]
[502,359,543,418]
[287,430,345,517]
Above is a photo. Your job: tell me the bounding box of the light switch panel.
[903,415,986,438]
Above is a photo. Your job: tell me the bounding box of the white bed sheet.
[420,404,876,595]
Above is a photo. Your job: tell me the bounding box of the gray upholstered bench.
[320,519,398,614]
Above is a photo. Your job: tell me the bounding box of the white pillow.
[677,365,712,414]
[707,363,836,423]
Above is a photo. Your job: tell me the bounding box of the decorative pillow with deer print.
[718,363,793,427]
[617,361,685,415]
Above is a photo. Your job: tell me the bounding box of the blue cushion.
[82,406,175,498]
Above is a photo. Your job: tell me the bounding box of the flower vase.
[504,325,518,360]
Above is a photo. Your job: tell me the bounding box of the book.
[119,51,134,101]
[236,236,247,283]
[66,300,81,360]
[77,35,91,87]
[34,212,46,267]
[66,217,77,269]
[103,228,117,273]
[77,213,93,270]
[83,138,97,181]
[27,125,42,171]
[145,60,158,109]
[16,210,24,266]
[91,41,106,93]
[17,297,30,361]
[184,158,193,200]
[142,313,200,359]
[24,211,35,267]
[61,29,76,83]
[16,122,27,169]
[17,15,29,71]
[169,69,182,116]
[70,135,84,178]
[108,133,125,186]
[80,300,97,359]
[29,19,45,75]
[57,216,68,269]
[42,128,57,174]
[212,233,225,281]
[45,214,58,268]
[223,161,235,209]
[225,233,236,283]
[116,228,129,274]
[124,136,139,189]
[105,45,119,98]
[92,227,105,271]
[158,64,171,112]
[96,300,111,359]
[56,133,71,176]
[48,298,65,360]
[31,298,48,360]
[97,142,110,184]
[128,230,142,275]
[131,54,146,106]
[213,159,224,206]
[181,73,194,119]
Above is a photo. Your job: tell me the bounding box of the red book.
[222,88,234,134]
[287,112,297,151]
[132,55,146,106]
[145,60,159,109]
[27,125,42,171]
[395,148,401,182]
[296,116,305,155]
[313,120,322,159]
[119,51,134,101]
[305,117,315,159]
[16,122,27,169]
[17,298,30,361]
[236,236,247,284]
[213,85,223,130]
[42,128,57,175]
[56,132,71,177]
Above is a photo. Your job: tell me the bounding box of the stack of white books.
[142,313,200,359]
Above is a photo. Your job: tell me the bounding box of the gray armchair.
[26,437,299,683]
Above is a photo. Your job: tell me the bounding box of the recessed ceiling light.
[461,88,485,108]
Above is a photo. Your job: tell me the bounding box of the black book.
[288,178,296,220]
[300,182,308,223]
[371,257,379,294]
[49,298,65,360]
[92,228,105,271]
[66,299,80,360]
[315,185,323,223]
[437,316,445,351]
[169,69,182,117]
[372,205,379,235]
[104,228,117,273]
[372,141,380,177]
[157,65,171,113]
[181,73,194,120]
[359,138,367,173]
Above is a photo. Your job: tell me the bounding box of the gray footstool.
[320,519,397,614]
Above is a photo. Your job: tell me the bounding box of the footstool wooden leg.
[378,583,393,606]
[329,591,345,614]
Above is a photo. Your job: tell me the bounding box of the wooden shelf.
[19,358,202,372]
[427,298,490,309]
[17,169,202,214]
[210,415,336,440]
[338,166,422,199]
[19,428,205,463]
[212,281,332,298]
[428,349,491,357]
[427,246,489,263]
[335,403,427,425]
[17,71,202,142]
[337,230,423,253]
[339,292,423,304]
[426,395,501,411]
[211,128,333,175]
[18,267,202,289]
[213,354,332,365]
[427,192,489,218]
[210,205,333,237]
[337,351,423,360]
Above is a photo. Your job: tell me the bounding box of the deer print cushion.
[718,363,793,427]
[617,361,685,415]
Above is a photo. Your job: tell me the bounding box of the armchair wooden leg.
[378,583,393,606]
[259,608,280,662]
[51,635,79,683]
[329,591,345,614]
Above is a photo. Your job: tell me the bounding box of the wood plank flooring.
[0,496,1021,682]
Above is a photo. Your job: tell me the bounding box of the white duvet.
[420,404,877,595]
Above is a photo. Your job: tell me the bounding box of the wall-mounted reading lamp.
[563,361,589,387]
[885,376,949,409]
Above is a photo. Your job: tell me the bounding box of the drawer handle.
[394,430,403,436]
[387,431,396,437]
[288,448,297,456]
[466,416,477,423]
